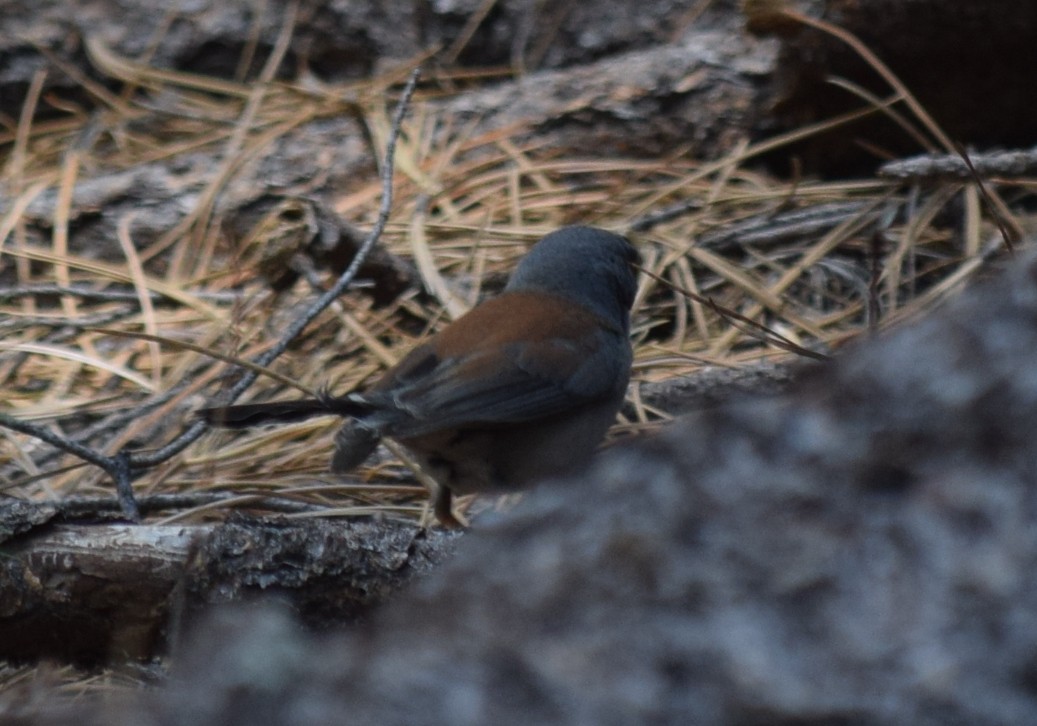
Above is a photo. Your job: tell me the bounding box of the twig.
[131,67,421,469]
[693,201,874,252]
[209,67,422,402]
[628,199,705,233]
[866,229,885,333]
[0,283,242,305]
[52,491,326,518]
[0,305,139,332]
[952,143,1019,253]
[0,413,140,519]
[0,68,422,520]
[878,146,1037,181]
[86,328,315,395]
[35,375,206,461]
[636,266,829,362]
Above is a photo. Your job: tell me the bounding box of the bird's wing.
[366,295,629,439]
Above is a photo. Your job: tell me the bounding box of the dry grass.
[0,41,1033,535]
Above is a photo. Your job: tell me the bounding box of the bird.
[199,226,640,526]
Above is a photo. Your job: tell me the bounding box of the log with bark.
[0,505,457,664]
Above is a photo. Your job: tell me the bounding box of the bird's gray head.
[505,226,640,331]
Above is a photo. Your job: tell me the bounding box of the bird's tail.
[198,392,372,428]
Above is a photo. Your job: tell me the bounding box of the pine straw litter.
[0,49,1031,529]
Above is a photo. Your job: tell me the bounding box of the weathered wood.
[633,359,802,416]
[0,512,458,663]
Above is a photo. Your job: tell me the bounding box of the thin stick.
[131,67,422,467]
[0,68,423,519]
[636,266,828,362]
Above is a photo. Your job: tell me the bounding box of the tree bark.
[0,511,457,663]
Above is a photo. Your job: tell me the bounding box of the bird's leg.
[433,485,467,529]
